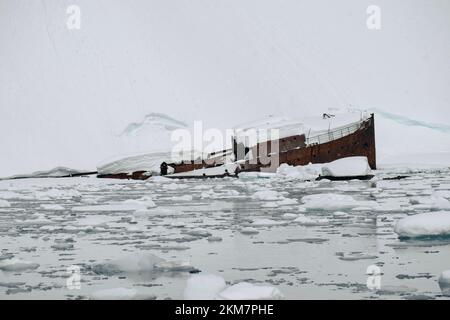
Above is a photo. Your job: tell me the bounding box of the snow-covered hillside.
[373,109,450,168]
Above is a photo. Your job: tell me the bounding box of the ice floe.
[321,156,371,177]
[40,204,65,211]
[240,227,260,235]
[91,253,197,276]
[294,215,329,226]
[409,196,450,210]
[0,199,11,207]
[438,270,450,296]
[15,213,52,226]
[183,274,284,300]
[163,183,188,190]
[276,163,322,180]
[394,211,450,238]
[35,188,81,200]
[217,282,284,300]
[251,219,287,227]
[91,287,156,300]
[72,197,156,212]
[169,194,193,201]
[252,190,283,201]
[301,193,376,211]
[0,258,39,271]
[183,274,227,299]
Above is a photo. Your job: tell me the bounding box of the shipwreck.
[97,112,376,180]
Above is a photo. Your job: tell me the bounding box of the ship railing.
[305,119,366,146]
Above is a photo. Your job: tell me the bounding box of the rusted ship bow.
[237,113,376,173]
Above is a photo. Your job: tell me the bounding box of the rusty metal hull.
[240,113,376,171]
[286,113,376,169]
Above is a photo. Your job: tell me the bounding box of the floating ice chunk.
[409,196,450,210]
[434,191,450,199]
[92,253,197,276]
[136,196,157,208]
[183,274,227,300]
[301,193,375,211]
[281,213,298,220]
[276,163,321,180]
[207,236,223,242]
[35,188,81,200]
[294,215,329,226]
[338,252,378,261]
[193,184,211,190]
[0,191,25,199]
[149,176,172,183]
[91,288,138,300]
[91,287,156,300]
[238,172,277,179]
[376,285,417,295]
[371,201,404,212]
[39,225,62,232]
[72,197,155,212]
[51,242,74,250]
[163,183,188,190]
[438,270,450,296]
[0,253,14,261]
[170,194,193,201]
[394,212,450,238]
[184,229,212,237]
[220,189,240,197]
[276,198,298,206]
[40,204,65,211]
[321,157,371,177]
[170,221,185,228]
[133,209,153,217]
[76,215,117,227]
[62,225,94,233]
[16,214,52,226]
[0,199,11,207]
[252,190,283,201]
[252,219,287,227]
[261,202,279,208]
[217,282,284,300]
[0,258,39,271]
[240,227,259,235]
[333,211,348,217]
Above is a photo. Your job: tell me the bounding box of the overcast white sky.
[0,0,449,175]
